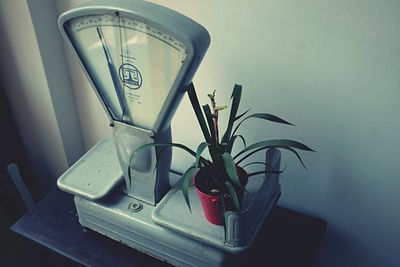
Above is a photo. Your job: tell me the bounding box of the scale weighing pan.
[57,1,281,266]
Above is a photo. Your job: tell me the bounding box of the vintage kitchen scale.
[57,0,281,266]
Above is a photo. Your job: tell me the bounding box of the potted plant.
[132,83,314,225]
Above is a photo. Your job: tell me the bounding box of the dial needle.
[96,27,128,123]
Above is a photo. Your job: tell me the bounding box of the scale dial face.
[64,13,187,129]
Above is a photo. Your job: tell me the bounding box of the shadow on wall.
[314,154,396,267]
[0,4,54,195]
[315,225,393,267]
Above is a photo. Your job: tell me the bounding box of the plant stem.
[208,90,220,144]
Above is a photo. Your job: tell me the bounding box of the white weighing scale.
[57,1,281,266]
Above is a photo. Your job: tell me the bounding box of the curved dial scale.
[64,13,187,129]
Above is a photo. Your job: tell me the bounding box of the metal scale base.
[60,139,281,267]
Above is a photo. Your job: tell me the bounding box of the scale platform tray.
[62,139,281,266]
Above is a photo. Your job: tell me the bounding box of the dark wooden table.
[11,189,326,267]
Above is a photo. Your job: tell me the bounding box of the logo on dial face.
[119,63,142,89]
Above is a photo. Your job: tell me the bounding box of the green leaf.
[226,134,246,153]
[217,143,227,154]
[195,142,209,168]
[234,139,314,160]
[203,104,216,144]
[241,161,272,169]
[181,164,197,213]
[225,181,241,211]
[242,161,287,173]
[231,113,294,137]
[276,145,308,169]
[235,143,313,169]
[234,140,314,170]
[246,169,284,178]
[132,142,196,159]
[221,84,242,143]
[129,142,209,182]
[221,152,241,187]
[152,146,169,173]
[220,194,227,227]
[235,108,251,122]
[219,193,226,214]
[127,164,132,188]
[186,83,212,145]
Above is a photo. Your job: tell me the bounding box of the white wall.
[5,0,400,266]
[159,2,400,264]
[0,0,70,193]
[0,0,86,194]
[27,0,85,166]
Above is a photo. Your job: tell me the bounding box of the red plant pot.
[194,167,248,225]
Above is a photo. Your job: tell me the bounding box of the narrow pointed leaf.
[246,169,284,178]
[235,144,310,169]
[220,194,227,227]
[234,139,314,160]
[182,164,197,213]
[226,134,246,153]
[247,113,294,125]
[234,108,251,122]
[133,142,195,158]
[129,142,198,188]
[217,143,227,154]
[220,194,226,214]
[195,142,209,167]
[203,104,216,144]
[131,142,210,169]
[225,181,241,211]
[153,146,169,173]
[232,113,294,137]
[127,165,132,189]
[241,161,272,169]
[221,152,241,187]
[221,84,242,143]
[277,146,309,170]
[186,83,212,144]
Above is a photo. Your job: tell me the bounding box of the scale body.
[56,1,281,266]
